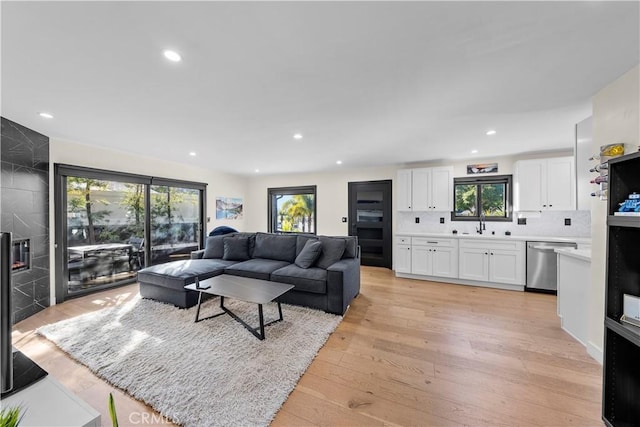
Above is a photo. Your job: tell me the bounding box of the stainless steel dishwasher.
[526,241,578,293]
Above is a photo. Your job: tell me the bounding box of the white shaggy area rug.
[37,295,341,427]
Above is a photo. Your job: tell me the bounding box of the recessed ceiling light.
[163,50,182,62]
[39,112,53,119]
[336,160,343,165]
[471,149,478,154]
[486,130,497,136]
[189,152,196,156]
[254,169,260,173]
[293,133,303,140]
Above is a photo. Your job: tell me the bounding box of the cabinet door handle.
[491,252,494,255]
[433,249,436,252]
[549,204,553,207]
[543,204,547,207]
[485,252,488,255]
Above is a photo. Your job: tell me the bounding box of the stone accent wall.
[1,117,50,323]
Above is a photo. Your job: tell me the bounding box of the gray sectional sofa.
[137,232,360,315]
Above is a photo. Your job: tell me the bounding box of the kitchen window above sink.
[452,175,513,222]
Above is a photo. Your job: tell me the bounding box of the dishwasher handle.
[529,245,575,252]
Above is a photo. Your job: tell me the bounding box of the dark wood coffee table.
[184,275,294,340]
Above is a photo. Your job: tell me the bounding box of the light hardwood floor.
[12,267,602,426]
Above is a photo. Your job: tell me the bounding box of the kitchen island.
[555,247,591,348]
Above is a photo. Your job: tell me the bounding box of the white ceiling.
[2,1,638,175]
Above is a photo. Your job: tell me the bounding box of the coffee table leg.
[220,301,284,340]
[194,293,226,323]
[258,304,265,339]
[194,291,203,323]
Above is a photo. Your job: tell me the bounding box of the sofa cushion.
[271,264,327,294]
[230,233,256,257]
[203,235,225,259]
[316,237,347,269]
[342,236,358,259]
[223,237,250,261]
[224,258,291,281]
[253,233,297,263]
[296,234,319,256]
[295,240,323,269]
[137,259,231,290]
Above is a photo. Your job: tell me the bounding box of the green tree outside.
[279,194,315,232]
[455,183,506,217]
[67,177,111,244]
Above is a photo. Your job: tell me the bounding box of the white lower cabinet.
[411,238,458,278]
[395,235,525,289]
[459,239,525,286]
[458,247,490,281]
[489,249,524,285]
[395,237,412,273]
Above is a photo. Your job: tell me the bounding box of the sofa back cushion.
[253,232,297,263]
[203,235,225,259]
[294,240,323,269]
[316,236,347,269]
[228,233,256,257]
[223,237,251,261]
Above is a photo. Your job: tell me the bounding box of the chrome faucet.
[477,212,486,235]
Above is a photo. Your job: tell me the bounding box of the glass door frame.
[54,164,207,303]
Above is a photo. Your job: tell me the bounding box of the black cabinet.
[603,152,640,427]
[348,180,392,269]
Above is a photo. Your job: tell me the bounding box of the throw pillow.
[203,235,225,259]
[223,237,250,261]
[209,226,238,236]
[316,237,347,269]
[342,237,358,259]
[294,240,323,269]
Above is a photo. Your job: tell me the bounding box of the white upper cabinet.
[515,157,575,211]
[431,167,453,211]
[397,166,453,212]
[411,168,431,211]
[397,169,413,211]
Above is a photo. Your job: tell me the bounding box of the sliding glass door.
[66,178,145,295]
[149,185,201,265]
[55,165,206,301]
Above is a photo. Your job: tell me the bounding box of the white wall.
[589,65,640,362]
[49,139,248,303]
[403,149,573,178]
[243,149,581,239]
[244,165,396,236]
[576,116,594,211]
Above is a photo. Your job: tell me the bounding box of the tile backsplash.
[397,210,591,238]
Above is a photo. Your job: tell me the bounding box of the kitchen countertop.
[396,232,591,245]
[555,247,592,262]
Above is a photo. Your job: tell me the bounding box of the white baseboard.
[587,340,603,365]
[395,272,524,292]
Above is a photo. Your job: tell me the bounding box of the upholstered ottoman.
[137,259,235,308]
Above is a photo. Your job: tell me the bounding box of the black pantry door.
[348,180,392,269]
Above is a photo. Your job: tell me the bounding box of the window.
[452,175,512,221]
[268,186,317,234]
